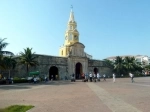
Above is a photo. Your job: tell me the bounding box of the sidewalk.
[0,78,150,112]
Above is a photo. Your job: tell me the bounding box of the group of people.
[112,73,135,83]
[82,72,107,82]
[81,72,135,83]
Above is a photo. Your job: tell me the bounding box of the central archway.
[49,66,58,80]
[75,62,82,79]
[94,68,98,74]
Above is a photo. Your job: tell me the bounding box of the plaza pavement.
[0,77,150,112]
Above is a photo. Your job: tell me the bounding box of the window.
[69,34,72,40]
[70,26,73,30]
[62,50,63,55]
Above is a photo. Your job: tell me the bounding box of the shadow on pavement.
[0,80,80,90]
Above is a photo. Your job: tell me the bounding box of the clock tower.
[64,9,79,45]
[59,9,80,57]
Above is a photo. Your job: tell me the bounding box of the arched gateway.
[49,66,58,80]
[75,62,83,79]
[94,68,98,74]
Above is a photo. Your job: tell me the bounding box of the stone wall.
[9,54,112,79]
[88,59,112,77]
[14,54,68,79]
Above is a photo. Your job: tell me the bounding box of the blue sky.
[0,0,150,60]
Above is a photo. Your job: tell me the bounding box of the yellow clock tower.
[59,9,79,57]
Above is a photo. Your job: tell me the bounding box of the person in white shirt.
[51,75,53,81]
[89,72,92,82]
[93,73,97,82]
[45,76,47,82]
[33,77,37,83]
[97,73,100,81]
[113,73,115,83]
[129,73,134,83]
[103,74,106,81]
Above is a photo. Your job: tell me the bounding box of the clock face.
[74,36,78,40]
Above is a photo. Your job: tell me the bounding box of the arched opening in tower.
[75,62,82,79]
[49,66,58,80]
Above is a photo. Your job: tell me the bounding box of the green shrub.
[13,79,28,83]
[13,77,20,80]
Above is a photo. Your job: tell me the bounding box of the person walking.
[51,75,53,81]
[89,72,92,82]
[45,75,47,82]
[113,73,115,83]
[97,73,100,82]
[33,76,37,84]
[129,73,134,83]
[93,73,97,82]
[10,76,13,84]
[103,74,106,81]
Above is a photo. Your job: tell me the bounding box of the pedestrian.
[85,73,88,82]
[51,75,53,81]
[103,74,106,81]
[113,73,115,83]
[89,72,92,82]
[97,73,100,81]
[10,76,13,84]
[82,73,85,79]
[129,73,134,83]
[65,75,68,80]
[93,73,97,82]
[45,75,47,82]
[33,76,37,83]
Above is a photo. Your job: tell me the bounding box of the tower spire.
[71,5,73,11]
[69,5,74,22]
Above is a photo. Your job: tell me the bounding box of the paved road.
[0,77,150,112]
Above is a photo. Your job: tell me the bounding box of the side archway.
[49,66,59,80]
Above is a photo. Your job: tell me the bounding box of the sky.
[0,0,150,60]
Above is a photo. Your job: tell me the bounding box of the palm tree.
[124,56,136,73]
[19,47,39,75]
[0,38,14,73]
[3,56,17,78]
[114,56,125,77]
[0,38,14,56]
[103,59,114,69]
[143,65,150,75]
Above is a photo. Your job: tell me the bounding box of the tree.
[124,57,136,73]
[0,38,14,56]
[114,56,125,77]
[0,38,14,72]
[143,65,150,75]
[103,59,114,69]
[19,48,38,75]
[3,56,17,78]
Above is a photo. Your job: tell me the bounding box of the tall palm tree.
[0,38,14,56]
[0,38,14,73]
[3,56,17,78]
[114,56,125,77]
[19,47,38,75]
